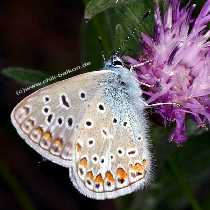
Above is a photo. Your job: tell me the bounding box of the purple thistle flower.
[124,0,210,144]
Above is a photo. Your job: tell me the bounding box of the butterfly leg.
[130,60,152,72]
[138,81,153,88]
[145,102,181,108]
[129,62,154,88]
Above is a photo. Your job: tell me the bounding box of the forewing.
[11,70,111,167]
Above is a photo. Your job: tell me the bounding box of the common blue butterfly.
[11,55,152,199]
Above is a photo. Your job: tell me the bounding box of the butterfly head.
[104,55,126,70]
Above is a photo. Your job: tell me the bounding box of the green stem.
[0,162,37,210]
[168,158,203,210]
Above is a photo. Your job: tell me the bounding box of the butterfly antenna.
[114,9,152,55]
[97,36,106,62]
[142,9,151,19]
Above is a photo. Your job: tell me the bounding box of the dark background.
[0,0,210,210]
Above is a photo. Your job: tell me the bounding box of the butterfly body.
[11,56,152,200]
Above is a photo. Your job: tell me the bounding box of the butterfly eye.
[120,81,126,86]
[112,60,123,67]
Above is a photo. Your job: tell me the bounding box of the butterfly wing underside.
[11,70,111,167]
[69,72,151,199]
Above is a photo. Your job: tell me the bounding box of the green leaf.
[84,0,135,20]
[1,67,48,85]
[82,0,154,69]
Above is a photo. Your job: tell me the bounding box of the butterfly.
[11,55,152,200]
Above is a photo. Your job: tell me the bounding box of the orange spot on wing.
[116,167,128,179]
[50,137,64,154]
[36,127,43,134]
[95,174,104,184]
[105,171,115,183]
[53,138,63,146]
[129,162,146,174]
[79,157,88,168]
[76,143,82,152]
[134,163,144,171]
[32,127,43,137]
[42,131,52,141]
[87,171,94,180]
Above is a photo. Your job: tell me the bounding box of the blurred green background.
[0,0,210,210]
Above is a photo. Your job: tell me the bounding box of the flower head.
[125,0,210,144]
